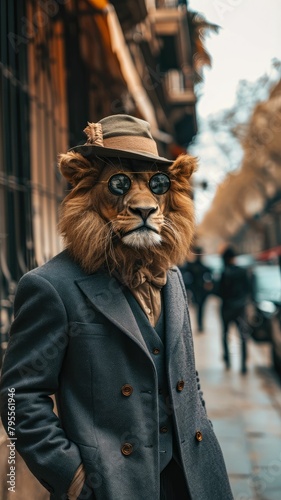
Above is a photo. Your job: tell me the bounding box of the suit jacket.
[0,250,233,500]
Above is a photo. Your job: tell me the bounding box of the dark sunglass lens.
[149,173,170,194]
[108,174,131,195]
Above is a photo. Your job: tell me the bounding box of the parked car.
[252,264,281,304]
[202,256,281,350]
[248,264,281,342]
[250,263,281,375]
[271,307,281,377]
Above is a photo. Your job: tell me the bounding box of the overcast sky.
[188,0,281,116]
[187,0,281,223]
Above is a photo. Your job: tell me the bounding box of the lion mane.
[58,152,196,286]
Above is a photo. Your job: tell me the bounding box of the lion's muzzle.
[128,205,157,222]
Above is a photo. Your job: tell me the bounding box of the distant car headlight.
[257,300,277,315]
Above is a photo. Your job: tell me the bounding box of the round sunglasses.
[98,172,171,196]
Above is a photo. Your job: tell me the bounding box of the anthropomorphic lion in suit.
[0,115,233,499]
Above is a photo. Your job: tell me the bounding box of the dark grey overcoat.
[0,250,233,500]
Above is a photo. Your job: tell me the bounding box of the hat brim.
[69,144,174,166]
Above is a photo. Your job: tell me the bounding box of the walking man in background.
[219,246,251,374]
[181,248,213,332]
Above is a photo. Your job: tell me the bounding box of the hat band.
[103,135,158,156]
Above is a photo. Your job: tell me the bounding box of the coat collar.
[75,267,185,358]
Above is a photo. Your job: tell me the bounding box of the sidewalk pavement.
[191,296,281,500]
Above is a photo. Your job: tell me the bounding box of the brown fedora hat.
[69,114,173,166]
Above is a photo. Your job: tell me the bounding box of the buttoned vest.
[124,289,173,472]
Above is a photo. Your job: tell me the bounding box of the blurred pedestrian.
[218,247,251,374]
[181,248,213,332]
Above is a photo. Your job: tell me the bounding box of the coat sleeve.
[0,272,82,499]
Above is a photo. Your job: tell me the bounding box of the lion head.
[58,152,196,286]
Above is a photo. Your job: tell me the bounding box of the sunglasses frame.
[97,171,171,196]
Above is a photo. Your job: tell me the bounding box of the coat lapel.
[163,268,186,361]
[75,268,187,362]
[75,272,151,356]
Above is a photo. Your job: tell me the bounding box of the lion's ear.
[58,152,94,186]
[169,154,197,179]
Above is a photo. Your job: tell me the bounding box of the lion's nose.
[128,206,157,222]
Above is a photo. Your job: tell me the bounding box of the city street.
[0,1,280,499]
[192,296,281,500]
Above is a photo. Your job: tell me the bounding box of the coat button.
[152,347,160,355]
[160,426,168,433]
[195,431,203,442]
[121,384,133,397]
[176,380,185,392]
[121,443,133,456]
